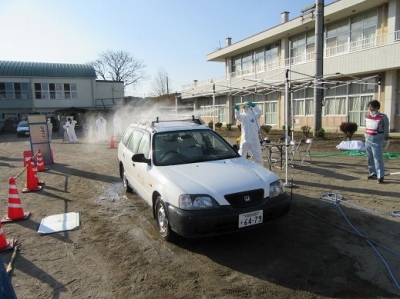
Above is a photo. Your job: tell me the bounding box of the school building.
[181,0,400,132]
[0,60,124,129]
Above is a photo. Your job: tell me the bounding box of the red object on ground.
[22,158,42,193]
[2,177,31,222]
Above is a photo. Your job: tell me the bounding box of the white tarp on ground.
[336,140,366,151]
[37,212,80,234]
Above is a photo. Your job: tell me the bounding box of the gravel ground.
[0,130,399,299]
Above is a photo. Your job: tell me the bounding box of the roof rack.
[151,115,202,127]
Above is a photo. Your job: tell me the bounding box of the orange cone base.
[0,239,12,251]
[1,212,32,223]
[22,185,43,193]
[108,136,115,149]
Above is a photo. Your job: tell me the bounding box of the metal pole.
[313,0,324,137]
[285,70,289,186]
[289,40,295,142]
[378,75,381,102]
[212,84,216,130]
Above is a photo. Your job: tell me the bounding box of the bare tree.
[151,68,171,98]
[89,50,148,90]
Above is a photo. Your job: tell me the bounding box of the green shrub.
[315,128,325,139]
[215,122,222,130]
[260,125,272,135]
[301,126,311,138]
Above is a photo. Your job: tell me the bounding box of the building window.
[291,30,314,63]
[322,79,374,124]
[324,96,346,115]
[348,95,372,126]
[325,9,377,56]
[326,19,350,56]
[293,88,314,116]
[233,43,279,75]
[255,44,279,72]
[350,10,377,50]
[0,83,6,99]
[0,82,30,100]
[34,83,77,99]
[323,84,346,116]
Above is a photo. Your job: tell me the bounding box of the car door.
[131,132,152,204]
[122,130,143,193]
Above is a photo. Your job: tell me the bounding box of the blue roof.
[0,61,97,78]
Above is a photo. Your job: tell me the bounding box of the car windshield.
[153,130,239,166]
[18,121,28,127]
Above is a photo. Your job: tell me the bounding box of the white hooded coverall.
[235,105,263,166]
[63,119,78,143]
[96,117,107,142]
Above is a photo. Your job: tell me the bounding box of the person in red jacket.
[364,100,389,183]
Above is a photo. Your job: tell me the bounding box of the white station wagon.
[118,117,291,241]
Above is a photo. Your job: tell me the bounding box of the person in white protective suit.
[96,116,107,142]
[113,114,123,137]
[47,118,53,141]
[234,101,263,166]
[63,117,78,143]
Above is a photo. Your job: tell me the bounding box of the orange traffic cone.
[0,222,12,251]
[36,149,48,171]
[23,150,32,167]
[2,177,31,222]
[22,158,43,193]
[30,157,44,186]
[108,136,115,149]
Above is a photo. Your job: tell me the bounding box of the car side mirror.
[132,153,150,165]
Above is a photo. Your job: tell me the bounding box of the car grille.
[224,189,265,208]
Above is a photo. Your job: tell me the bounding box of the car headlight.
[179,194,218,210]
[269,180,285,198]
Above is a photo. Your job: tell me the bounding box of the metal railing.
[183,30,400,91]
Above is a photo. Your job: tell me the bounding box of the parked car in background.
[16,121,30,137]
[118,117,291,241]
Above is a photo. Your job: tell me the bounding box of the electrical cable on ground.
[289,189,400,291]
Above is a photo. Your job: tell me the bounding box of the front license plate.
[238,210,263,228]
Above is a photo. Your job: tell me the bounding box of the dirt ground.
[0,129,399,299]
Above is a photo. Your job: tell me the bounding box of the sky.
[0,0,336,98]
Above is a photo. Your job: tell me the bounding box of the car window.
[153,130,238,166]
[121,127,135,146]
[137,133,150,158]
[127,130,143,154]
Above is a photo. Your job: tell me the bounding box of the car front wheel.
[155,198,175,241]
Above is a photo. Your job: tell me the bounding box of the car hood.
[155,158,277,204]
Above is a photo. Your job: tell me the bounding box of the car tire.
[121,167,133,193]
[155,197,175,241]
